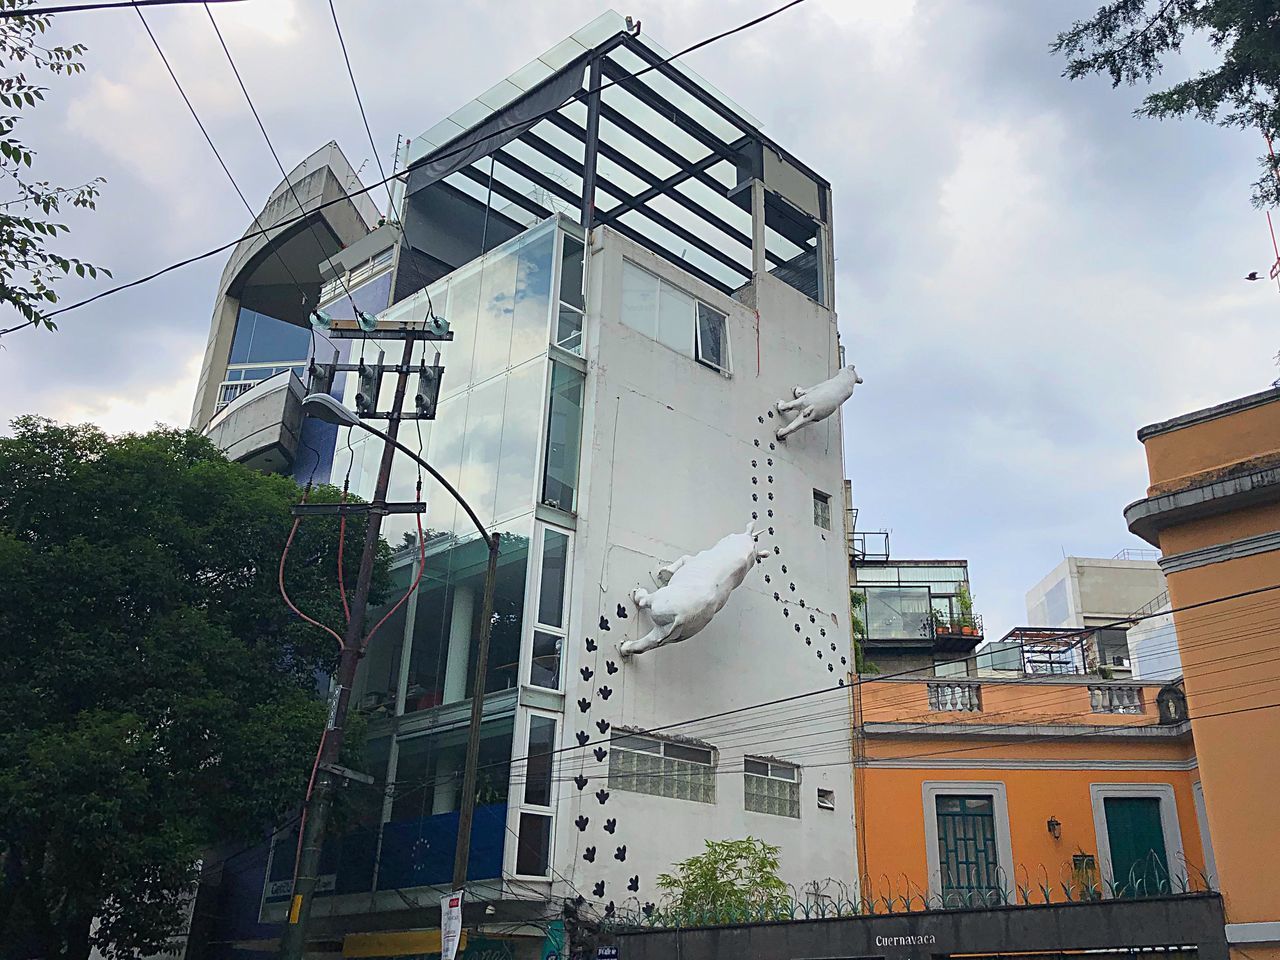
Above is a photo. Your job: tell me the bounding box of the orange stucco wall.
[1142,394,1280,493]
[857,748,1205,902]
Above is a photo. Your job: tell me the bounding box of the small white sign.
[441,890,464,960]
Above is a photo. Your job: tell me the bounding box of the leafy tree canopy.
[1053,0,1280,206]
[656,837,788,923]
[0,418,390,960]
[0,0,109,338]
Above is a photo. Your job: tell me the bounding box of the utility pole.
[279,320,455,960]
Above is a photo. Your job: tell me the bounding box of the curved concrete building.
[191,141,380,434]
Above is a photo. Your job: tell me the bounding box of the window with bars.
[608,733,715,804]
[744,758,799,818]
[935,794,1002,905]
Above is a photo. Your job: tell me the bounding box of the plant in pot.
[956,583,976,634]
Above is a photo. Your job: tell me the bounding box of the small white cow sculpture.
[775,364,863,441]
[620,522,770,657]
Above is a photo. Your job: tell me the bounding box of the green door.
[1103,796,1169,896]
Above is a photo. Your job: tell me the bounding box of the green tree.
[656,837,788,923]
[1052,0,1280,206]
[0,418,390,959]
[0,0,109,338]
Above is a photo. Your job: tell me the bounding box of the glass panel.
[621,260,659,339]
[510,229,555,368]
[228,308,311,365]
[530,630,563,690]
[471,247,519,382]
[863,585,933,640]
[656,281,695,356]
[537,529,570,628]
[695,302,727,371]
[556,305,583,355]
[543,364,584,512]
[744,758,769,776]
[559,233,585,310]
[478,525,531,695]
[493,360,544,521]
[352,559,415,715]
[456,376,506,524]
[317,270,394,320]
[663,743,712,765]
[813,491,831,529]
[524,716,557,807]
[516,813,552,876]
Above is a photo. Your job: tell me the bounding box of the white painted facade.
[513,226,857,908]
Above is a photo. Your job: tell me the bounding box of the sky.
[1,0,1276,635]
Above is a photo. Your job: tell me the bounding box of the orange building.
[853,672,1210,908]
[1125,386,1280,960]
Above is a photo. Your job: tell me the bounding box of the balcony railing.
[931,612,984,640]
[1090,684,1145,714]
[214,378,258,412]
[928,682,983,712]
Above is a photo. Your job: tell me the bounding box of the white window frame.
[744,757,800,818]
[922,781,1014,902]
[511,709,559,880]
[552,227,587,356]
[1089,782,1185,897]
[524,523,573,692]
[620,258,732,375]
[694,301,731,375]
[608,732,716,804]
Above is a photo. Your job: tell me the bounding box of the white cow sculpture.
[775,364,863,441]
[620,522,770,657]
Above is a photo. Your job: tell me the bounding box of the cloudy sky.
[2,0,1275,633]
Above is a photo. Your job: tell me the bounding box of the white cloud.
[53,352,201,435]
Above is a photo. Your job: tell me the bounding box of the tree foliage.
[0,0,108,338]
[851,590,877,675]
[656,837,788,921]
[0,418,390,960]
[1053,0,1280,206]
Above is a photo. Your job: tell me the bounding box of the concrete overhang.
[1124,465,1280,547]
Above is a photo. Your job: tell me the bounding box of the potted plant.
[956,583,976,633]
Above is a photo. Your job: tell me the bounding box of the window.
[609,733,715,804]
[744,758,799,818]
[860,585,933,640]
[529,527,570,690]
[516,714,558,877]
[695,302,729,373]
[620,260,731,373]
[934,795,1002,905]
[816,788,836,811]
[556,232,585,355]
[543,364,584,512]
[923,781,1013,906]
[812,490,831,529]
[227,308,311,367]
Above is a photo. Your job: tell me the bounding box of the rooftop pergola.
[398,12,833,306]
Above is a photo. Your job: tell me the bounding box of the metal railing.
[931,612,984,639]
[928,682,983,712]
[1113,547,1160,562]
[215,379,258,412]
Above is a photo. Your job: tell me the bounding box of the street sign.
[442,891,464,960]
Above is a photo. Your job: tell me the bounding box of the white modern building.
[190,13,857,958]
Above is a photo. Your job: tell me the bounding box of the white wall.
[548,227,857,909]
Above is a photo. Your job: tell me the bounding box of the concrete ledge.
[1124,466,1280,546]
[1226,921,1280,944]
[1137,387,1280,441]
[863,721,1191,740]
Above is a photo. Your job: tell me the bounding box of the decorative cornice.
[1124,466,1280,546]
[1159,529,1280,574]
[862,756,1198,771]
[862,720,1192,740]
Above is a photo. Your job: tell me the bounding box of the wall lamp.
[1047,816,1062,840]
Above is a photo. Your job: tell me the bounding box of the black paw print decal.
[576,730,590,746]
[575,815,589,831]
[616,603,628,619]
[628,876,640,892]
[578,698,591,713]
[593,747,607,762]
[599,616,610,631]
[606,660,619,675]
[614,845,627,862]
[604,818,616,834]
[585,637,598,652]
[605,901,615,917]
[593,881,605,898]
[583,846,596,863]
[596,789,610,804]
[598,685,613,700]
[596,718,610,734]
[574,775,588,790]
[643,903,655,917]
[580,666,594,681]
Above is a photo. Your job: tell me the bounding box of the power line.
[326,0,394,217]
[0,0,813,336]
[0,0,243,17]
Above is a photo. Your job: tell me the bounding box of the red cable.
[337,483,351,623]
[278,485,345,650]
[360,484,428,655]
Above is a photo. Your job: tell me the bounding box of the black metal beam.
[606,216,735,295]
[514,130,750,281]
[580,56,602,228]
[453,164,555,224]
[592,100,731,200]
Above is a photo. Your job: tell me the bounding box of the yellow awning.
[343,928,468,958]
